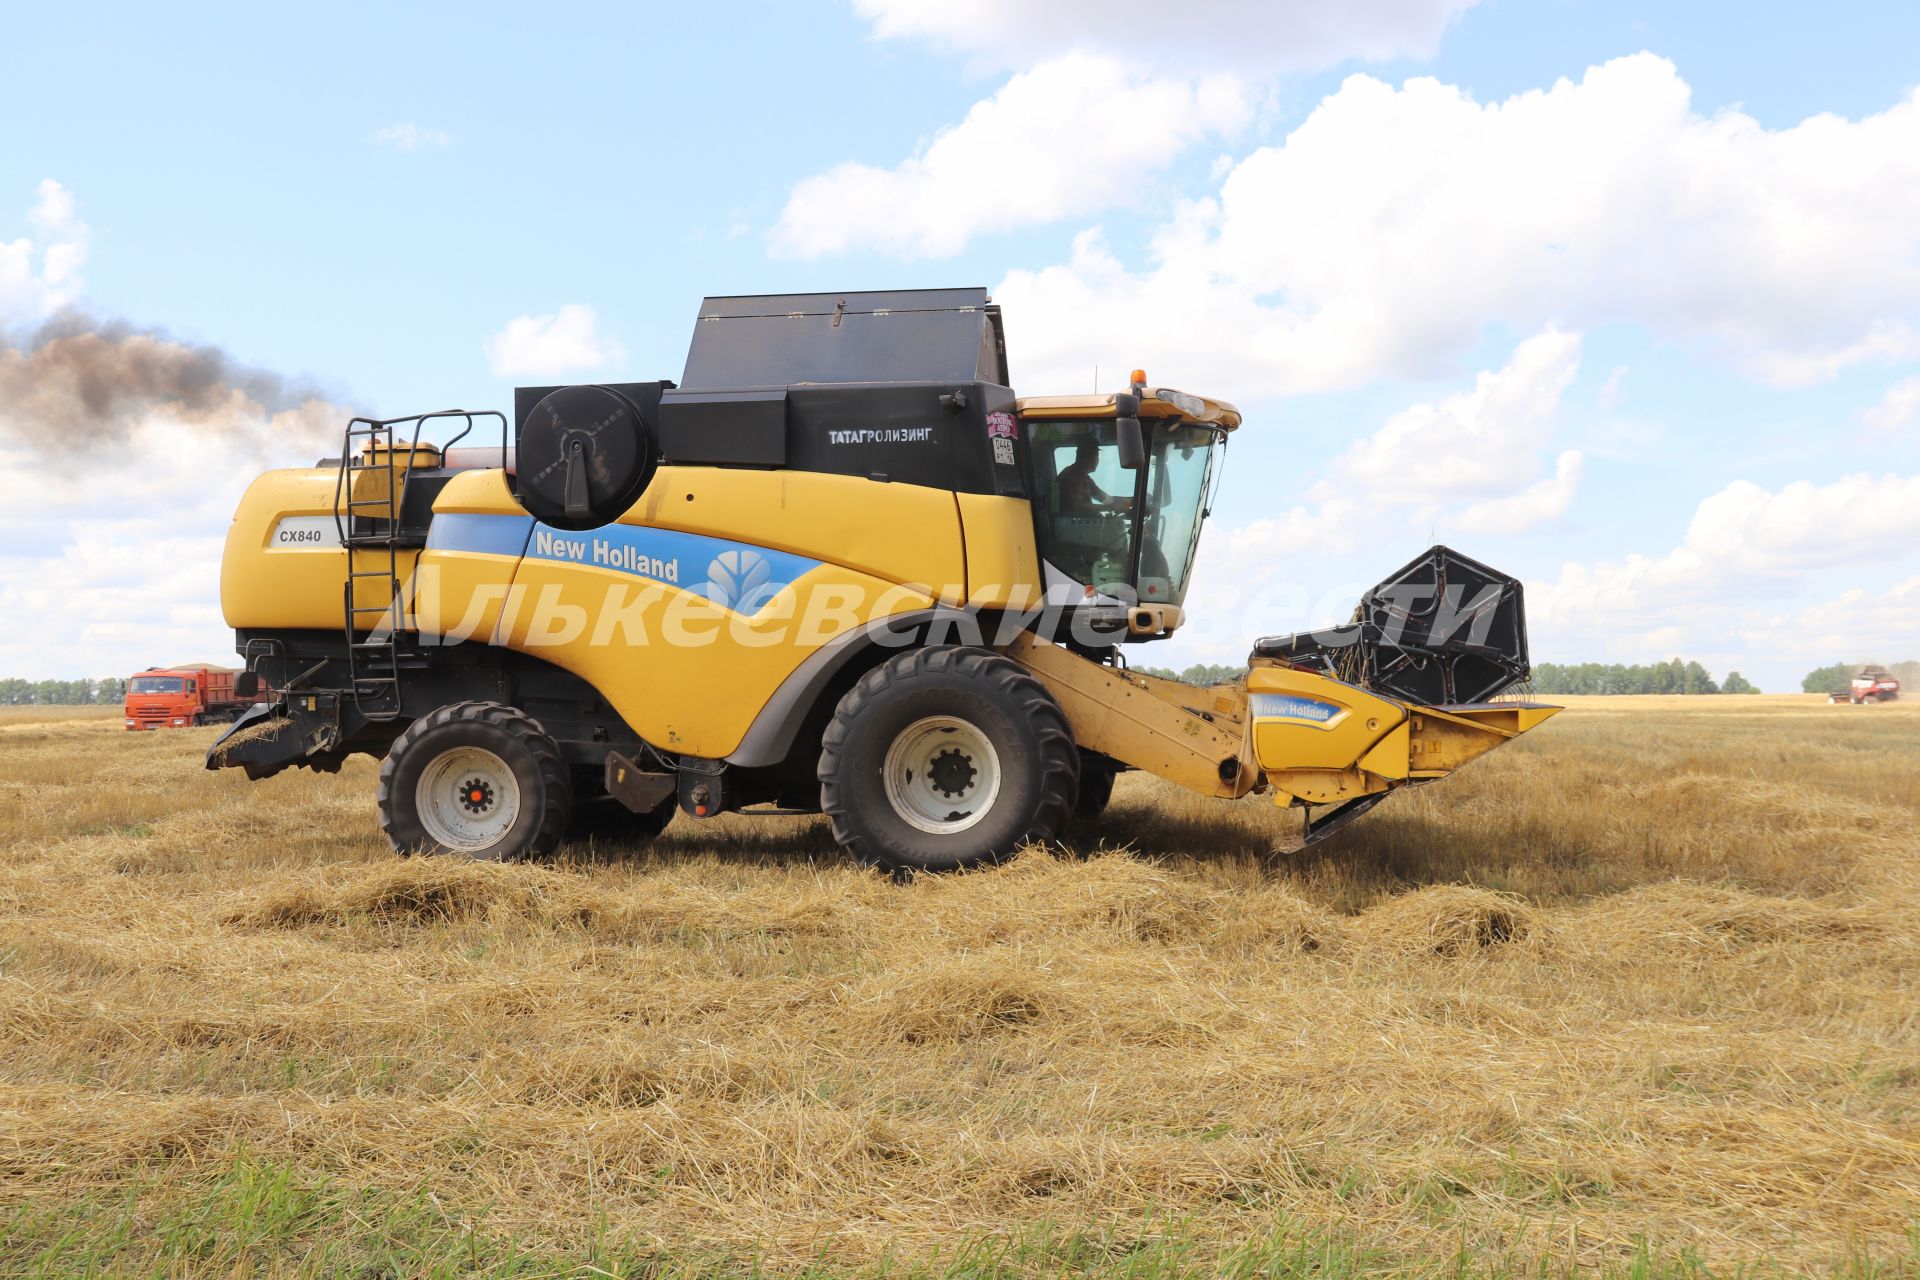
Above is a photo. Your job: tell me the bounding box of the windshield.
[1139,422,1219,605]
[1028,417,1221,606]
[129,676,184,694]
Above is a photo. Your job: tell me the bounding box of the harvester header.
[207,288,1557,870]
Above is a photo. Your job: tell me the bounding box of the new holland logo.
[703,549,777,613]
[1249,693,1344,725]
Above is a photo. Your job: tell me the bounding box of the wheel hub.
[414,746,520,851]
[926,747,976,798]
[881,715,1003,836]
[459,778,496,813]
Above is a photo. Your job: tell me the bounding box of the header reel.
[1252,545,1531,706]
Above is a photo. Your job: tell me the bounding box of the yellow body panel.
[1357,721,1412,780]
[416,468,966,758]
[498,555,934,759]
[957,493,1042,608]
[1246,665,1407,774]
[1016,389,1242,429]
[432,468,523,516]
[1010,635,1255,798]
[631,467,970,606]
[1246,667,1560,806]
[222,468,426,632]
[411,471,527,641]
[1012,644,1560,811]
[1406,704,1562,776]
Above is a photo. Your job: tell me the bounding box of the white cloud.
[1863,374,1920,434]
[0,401,346,677]
[1596,364,1628,411]
[0,179,89,322]
[996,55,1920,397]
[770,54,1251,259]
[483,305,624,379]
[0,519,236,677]
[373,123,450,151]
[1186,330,1583,621]
[1531,471,1920,643]
[1327,328,1580,505]
[1457,450,1583,535]
[852,0,1481,72]
[1736,576,1920,667]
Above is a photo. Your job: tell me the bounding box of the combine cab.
[208,289,1558,869]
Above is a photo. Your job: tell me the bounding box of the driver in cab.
[1057,442,1133,514]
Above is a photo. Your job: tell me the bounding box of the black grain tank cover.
[657,290,1025,497]
[677,288,1009,389]
[513,382,671,530]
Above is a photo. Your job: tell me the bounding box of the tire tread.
[817,645,1077,870]
[377,701,572,860]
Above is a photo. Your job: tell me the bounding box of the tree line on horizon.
[1528,660,1755,695]
[9,657,1915,706]
[1,677,127,706]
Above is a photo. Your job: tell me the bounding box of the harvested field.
[1,695,1916,1276]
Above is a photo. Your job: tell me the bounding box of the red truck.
[123,666,270,730]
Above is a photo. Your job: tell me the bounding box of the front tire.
[378,702,572,861]
[818,646,1078,873]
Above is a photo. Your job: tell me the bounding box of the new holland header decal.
[1249,692,1346,726]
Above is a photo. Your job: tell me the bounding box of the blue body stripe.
[426,511,534,558]
[424,511,822,617]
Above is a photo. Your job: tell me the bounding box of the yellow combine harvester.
[210,289,1558,870]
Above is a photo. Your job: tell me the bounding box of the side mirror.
[234,671,261,698]
[1114,393,1145,470]
[1116,416,1145,470]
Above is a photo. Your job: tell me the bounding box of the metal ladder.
[331,410,507,722]
[333,416,419,721]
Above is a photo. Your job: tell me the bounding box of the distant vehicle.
[1827,665,1901,705]
[124,666,271,730]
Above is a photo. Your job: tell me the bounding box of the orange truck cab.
[123,666,269,730]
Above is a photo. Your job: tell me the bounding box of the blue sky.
[4,0,1919,690]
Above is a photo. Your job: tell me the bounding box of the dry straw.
[0,696,1916,1272]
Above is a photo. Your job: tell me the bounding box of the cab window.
[1028,419,1137,594]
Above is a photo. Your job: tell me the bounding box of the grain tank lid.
[679,288,1009,390]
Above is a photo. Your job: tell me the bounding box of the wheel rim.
[881,715,1002,835]
[415,746,521,851]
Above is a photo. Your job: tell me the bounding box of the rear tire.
[818,646,1078,873]
[378,702,572,861]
